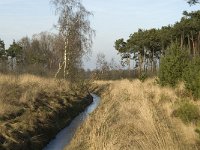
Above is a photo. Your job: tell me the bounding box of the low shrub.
[139,72,147,82]
[195,128,200,139]
[173,102,200,124]
[183,57,200,99]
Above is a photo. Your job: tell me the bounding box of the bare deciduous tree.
[52,0,95,80]
[96,53,110,79]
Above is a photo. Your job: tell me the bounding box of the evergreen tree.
[0,39,6,59]
[7,40,22,59]
[183,57,200,98]
[159,43,189,86]
[7,40,23,71]
[187,0,199,5]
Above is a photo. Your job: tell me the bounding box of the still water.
[43,94,100,150]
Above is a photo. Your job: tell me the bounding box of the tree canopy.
[0,39,5,59]
[114,10,200,76]
[187,0,199,5]
[7,41,22,58]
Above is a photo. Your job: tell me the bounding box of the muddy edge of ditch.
[0,93,93,150]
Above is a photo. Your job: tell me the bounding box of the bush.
[183,57,200,99]
[195,128,200,139]
[173,102,200,124]
[158,43,189,87]
[139,72,147,82]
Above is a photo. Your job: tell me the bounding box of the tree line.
[113,1,200,98]
[0,0,94,82]
[87,1,200,81]
[114,10,200,77]
[0,33,61,75]
[187,0,199,5]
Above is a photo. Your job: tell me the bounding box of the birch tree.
[52,0,94,80]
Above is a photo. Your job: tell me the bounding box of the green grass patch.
[173,102,200,124]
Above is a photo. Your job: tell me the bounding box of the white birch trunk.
[64,38,68,79]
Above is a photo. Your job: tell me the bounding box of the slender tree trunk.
[198,31,200,55]
[191,32,195,57]
[55,62,64,78]
[139,53,142,76]
[162,42,165,56]
[55,36,69,79]
[133,52,136,77]
[188,34,191,55]
[64,38,68,79]
[147,58,149,74]
[170,35,173,43]
[181,32,184,49]
[143,47,146,73]
[128,53,131,77]
[151,49,154,73]
[175,37,178,43]
[143,57,146,74]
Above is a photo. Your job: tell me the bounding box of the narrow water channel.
[43,94,100,150]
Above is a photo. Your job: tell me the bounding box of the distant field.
[66,79,199,150]
[0,74,92,150]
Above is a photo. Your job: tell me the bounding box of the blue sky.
[0,0,199,69]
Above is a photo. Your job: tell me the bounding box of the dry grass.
[0,73,69,116]
[66,78,199,150]
[0,73,93,149]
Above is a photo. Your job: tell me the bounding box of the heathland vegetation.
[0,0,200,150]
[0,74,93,149]
[66,1,200,149]
[66,79,200,150]
[0,0,95,149]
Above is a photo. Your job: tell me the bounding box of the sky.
[0,0,200,69]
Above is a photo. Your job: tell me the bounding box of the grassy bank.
[0,74,93,150]
[66,79,199,150]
